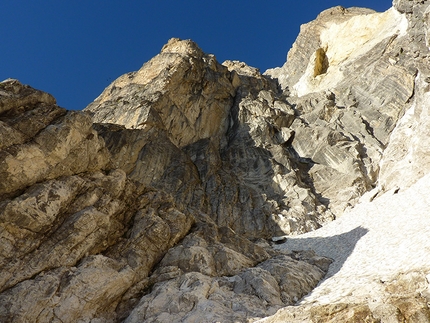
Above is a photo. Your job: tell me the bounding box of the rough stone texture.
[265,6,376,91]
[3,0,430,321]
[85,4,420,237]
[93,122,203,209]
[378,0,430,193]
[0,79,110,197]
[124,255,327,323]
[0,167,195,322]
[0,80,196,322]
[86,38,235,149]
[0,79,330,322]
[86,40,334,238]
[265,6,416,217]
[158,219,271,277]
[255,2,430,321]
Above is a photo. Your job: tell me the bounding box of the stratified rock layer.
[86,38,335,238]
[2,0,430,321]
[0,80,330,322]
[258,1,430,322]
[266,6,416,215]
[0,80,196,322]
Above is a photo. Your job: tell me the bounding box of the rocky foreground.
[1,0,430,322]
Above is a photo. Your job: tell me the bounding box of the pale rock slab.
[124,255,328,323]
[0,80,110,197]
[0,81,196,322]
[86,38,235,149]
[265,5,417,218]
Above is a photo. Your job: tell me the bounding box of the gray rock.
[86,40,334,238]
[124,254,328,323]
[2,0,430,321]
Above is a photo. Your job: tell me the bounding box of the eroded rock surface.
[0,79,331,322]
[125,255,327,323]
[256,2,430,321]
[85,6,419,238]
[3,0,430,321]
[0,80,195,322]
[86,39,335,238]
[265,5,417,216]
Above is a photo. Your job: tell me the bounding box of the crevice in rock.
[313,47,329,77]
[285,146,330,212]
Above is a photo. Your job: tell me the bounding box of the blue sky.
[2,1,391,110]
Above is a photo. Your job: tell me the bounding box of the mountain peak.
[161,37,205,57]
[2,1,430,322]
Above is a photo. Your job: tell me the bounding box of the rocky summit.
[2,0,430,322]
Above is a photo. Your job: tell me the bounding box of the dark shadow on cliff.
[285,145,331,207]
[181,73,338,239]
[281,226,369,279]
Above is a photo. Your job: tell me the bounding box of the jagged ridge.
[1,0,430,321]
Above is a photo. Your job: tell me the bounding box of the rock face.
[265,6,416,216]
[86,38,334,238]
[2,0,430,321]
[0,80,197,322]
[0,79,330,322]
[259,1,430,322]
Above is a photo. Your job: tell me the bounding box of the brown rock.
[0,80,110,197]
[310,303,380,323]
[86,38,235,149]
[3,0,430,321]
[87,40,333,238]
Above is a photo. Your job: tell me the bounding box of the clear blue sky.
[2,1,391,110]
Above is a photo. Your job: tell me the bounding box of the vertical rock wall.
[2,0,430,321]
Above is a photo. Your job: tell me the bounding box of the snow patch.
[273,171,430,305]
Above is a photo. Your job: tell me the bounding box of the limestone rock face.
[86,38,235,149]
[256,2,430,320]
[0,79,331,323]
[0,80,196,322]
[3,0,430,321]
[85,6,420,236]
[125,254,327,323]
[0,80,110,197]
[86,40,336,238]
[265,5,417,216]
[378,0,430,193]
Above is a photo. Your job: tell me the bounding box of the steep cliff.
[86,38,332,239]
[1,0,430,322]
[0,80,330,323]
[262,1,430,321]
